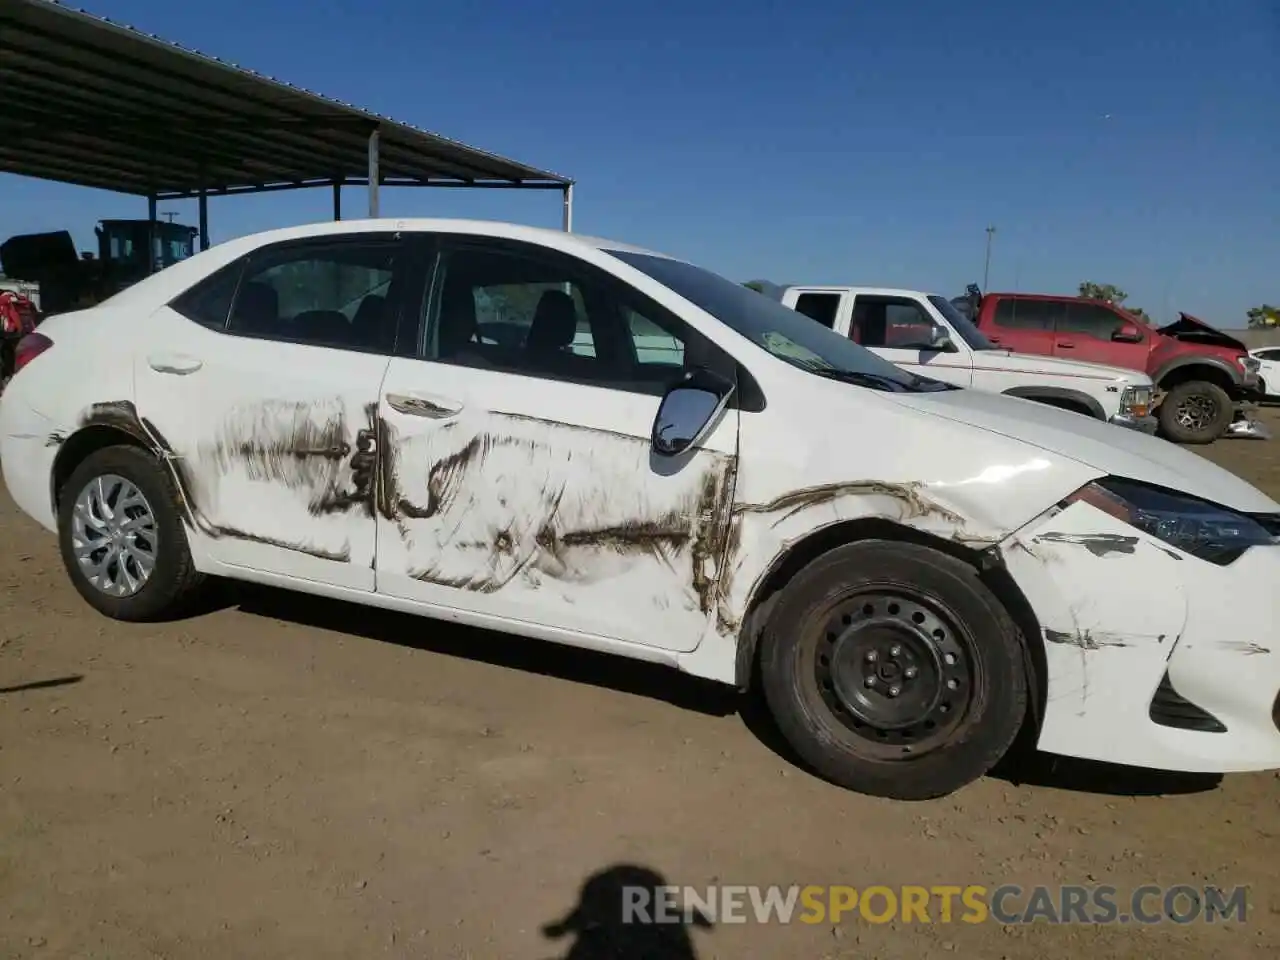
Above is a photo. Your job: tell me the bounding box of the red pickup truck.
[954,289,1263,444]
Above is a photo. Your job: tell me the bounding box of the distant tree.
[1078,281,1151,323]
[1247,305,1280,328]
[743,280,767,293]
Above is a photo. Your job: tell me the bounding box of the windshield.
[607,251,955,393]
[927,295,999,350]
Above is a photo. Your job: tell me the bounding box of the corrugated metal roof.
[0,0,573,197]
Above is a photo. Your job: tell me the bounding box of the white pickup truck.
[777,285,1158,432]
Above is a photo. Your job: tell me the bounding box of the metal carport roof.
[0,0,576,240]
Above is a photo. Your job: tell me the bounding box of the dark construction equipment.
[0,218,198,314]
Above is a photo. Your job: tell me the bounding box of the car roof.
[91,218,682,312]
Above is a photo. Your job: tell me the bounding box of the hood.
[1156,313,1247,353]
[883,387,1279,513]
[970,349,1148,383]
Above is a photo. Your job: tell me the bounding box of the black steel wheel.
[759,539,1028,800]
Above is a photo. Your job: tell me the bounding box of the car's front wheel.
[57,445,205,621]
[1157,380,1234,444]
[759,540,1028,800]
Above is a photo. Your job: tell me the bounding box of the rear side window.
[992,298,1059,331]
[793,292,841,329]
[169,258,245,330]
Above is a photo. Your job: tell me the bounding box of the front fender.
[1152,354,1243,389]
[1002,386,1106,420]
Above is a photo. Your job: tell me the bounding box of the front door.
[848,293,974,387]
[135,232,409,590]
[372,234,741,653]
[1053,301,1149,369]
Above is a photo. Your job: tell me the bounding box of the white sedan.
[3,218,1279,800]
[1248,347,1280,399]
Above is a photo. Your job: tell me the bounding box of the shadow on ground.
[541,863,711,960]
[0,674,83,695]
[214,581,1225,801]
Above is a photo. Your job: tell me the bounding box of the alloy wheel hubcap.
[71,474,159,597]
[1175,395,1218,430]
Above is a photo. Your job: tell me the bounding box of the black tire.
[57,444,205,621]
[1157,380,1234,444]
[758,539,1028,801]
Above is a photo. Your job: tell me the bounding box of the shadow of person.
[542,864,711,960]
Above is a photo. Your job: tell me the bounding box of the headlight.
[1119,385,1153,417]
[1062,476,1280,565]
[1242,355,1261,373]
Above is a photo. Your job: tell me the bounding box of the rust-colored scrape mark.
[1215,640,1271,656]
[1044,627,1129,650]
[76,400,356,563]
[733,479,966,528]
[1033,532,1139,558]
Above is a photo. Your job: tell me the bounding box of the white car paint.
[779,285,1157,430]
[2,217,1279,789]
[1248,347,1280,398]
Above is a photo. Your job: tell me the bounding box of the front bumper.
[1001,498,1280,774]
[1108,412,1158,434]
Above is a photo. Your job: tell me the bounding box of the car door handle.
[147,353,203,375]
[1056,340,1076,348]
[385,392,463,418]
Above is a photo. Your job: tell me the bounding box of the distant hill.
[743,279,785,299]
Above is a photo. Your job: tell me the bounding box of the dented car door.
[135,232,409,590]
[371,235,741,653]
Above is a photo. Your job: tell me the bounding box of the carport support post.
[146,194,157,275]
[332,181,342,221]
[367,127,380,218]
[562,183,574,232]
[198,190,209,251]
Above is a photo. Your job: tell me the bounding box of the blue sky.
[3,0,1277,325]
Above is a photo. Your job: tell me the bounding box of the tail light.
[13,332,53,375]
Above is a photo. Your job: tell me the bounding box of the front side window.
[851,295,940,349]
[425,241,730,395]
[227,239,399,353]
[927,295,998,350]
[1060,302,1126,340]
[606,251,955,393]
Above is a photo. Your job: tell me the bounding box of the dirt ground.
[2,411,1279,960]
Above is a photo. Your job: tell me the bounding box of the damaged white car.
[3,218,1278,800]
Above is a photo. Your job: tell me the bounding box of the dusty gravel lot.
[2,411,1278,960]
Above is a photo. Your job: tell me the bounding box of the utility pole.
[983,225,996,290]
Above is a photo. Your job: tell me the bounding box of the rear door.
[1054,301,1148,369]
[848,293,973,386]
[984,296,1060,355]
[136,232,407,590]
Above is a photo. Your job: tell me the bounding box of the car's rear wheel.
[57,445,205,621]
[1157,380,1234,444]
[758,540,1027,800]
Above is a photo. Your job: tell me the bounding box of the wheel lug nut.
[905,667,918,679]
[944,653,956,665]
[865,650,877,662]
[888,685,901,698]
[947,678,959,690]
[890,645,901,657]
[865,676,877,688]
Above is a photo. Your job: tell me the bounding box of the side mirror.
[652,367,736,457]
[1112,323,1143,343]
[930,326,957,352]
